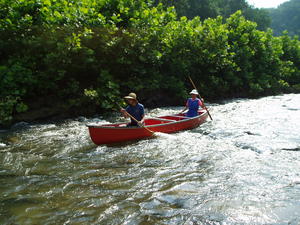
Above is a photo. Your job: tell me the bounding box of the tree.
[156,0,270,30]
[267,0,300,37]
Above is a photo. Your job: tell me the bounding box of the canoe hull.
[87,110,208,145]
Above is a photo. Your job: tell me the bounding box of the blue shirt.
[126,103,144,126]
[186,98,201,117]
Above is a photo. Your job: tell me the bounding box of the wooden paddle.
[188,76,213,120]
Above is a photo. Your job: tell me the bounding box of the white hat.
[189,89,199,95]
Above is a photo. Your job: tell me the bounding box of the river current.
[0,94,300,225]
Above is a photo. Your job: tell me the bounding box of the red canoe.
[87,109,209,145]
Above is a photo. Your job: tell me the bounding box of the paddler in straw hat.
[180,89,204,117]
[120,92,145,127]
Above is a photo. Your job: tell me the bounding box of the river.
[0,94,300,225]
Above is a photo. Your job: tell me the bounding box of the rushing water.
[0,94,300,225]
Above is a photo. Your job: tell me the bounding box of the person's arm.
[180,106,188,113]
[120,108,129,118]
[138,106,145,125]
[138,114,145,126]
[180,100,189,113]
[199,98,204,108]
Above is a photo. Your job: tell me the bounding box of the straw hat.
[124,92,137,100]
[189,89,199,95]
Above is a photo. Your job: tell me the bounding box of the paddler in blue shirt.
[180,89,203,117]
[121,92,145,127]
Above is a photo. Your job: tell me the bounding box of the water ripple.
[1,94,300,224]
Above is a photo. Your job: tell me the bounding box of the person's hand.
[120,108,126,113]
[138,121,143,127]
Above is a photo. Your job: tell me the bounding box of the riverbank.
[3,89,298,130]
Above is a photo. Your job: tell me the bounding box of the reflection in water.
[0,94,300,224]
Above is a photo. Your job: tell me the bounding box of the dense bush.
[0,0,300,125]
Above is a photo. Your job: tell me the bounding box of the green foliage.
[0,0,300,125]
[0,96,28,125]
[279,32,300,86]
[267,0,300,37]
[156,0,271,30]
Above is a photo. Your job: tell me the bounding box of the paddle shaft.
[121,107,154,134]
[188,76,213,120]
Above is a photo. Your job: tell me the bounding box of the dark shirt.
[126,103,144,126]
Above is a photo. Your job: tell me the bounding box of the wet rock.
[282,147,300,151]
[64,119,73,123]
[11,121,30,130]
[7,136,20,144]
[244,131,257,135]
[77,116,87,122]
[88,118,102,123]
